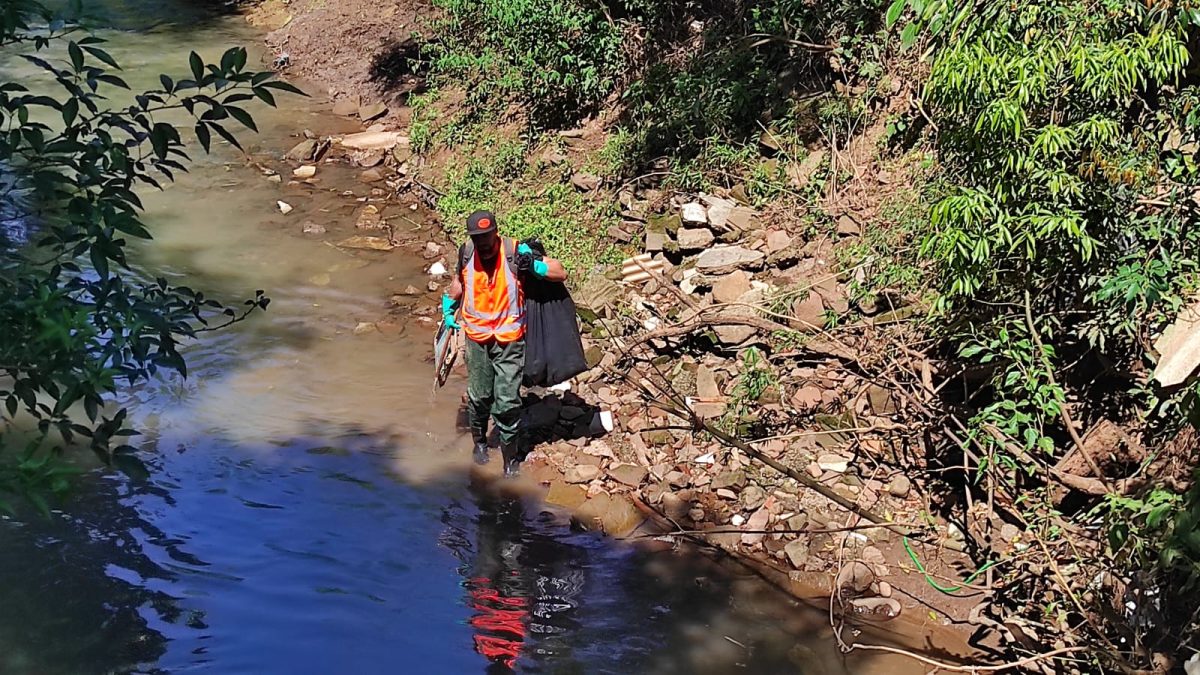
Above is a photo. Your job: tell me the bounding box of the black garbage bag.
[520,240,587,387]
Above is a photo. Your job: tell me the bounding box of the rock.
[766,230,792,253]
[817,453,850,473]
[696,246,765,275]
[703,196,735,229]
[688,507,705,521]
[426,280,440,292]
[740,485,767,511]
[786,513,809,530]
[647,212,681,234]
[301,221,326,235]
[610,463,648,487]
[681,202,708,225]
[725,205,758,231]
[354,151,385,168]
[848,597,901,620]
[862,546,886,567]
[645,231,667,253]
[266,173,282,183]
[696,366,720,399]
[876,581,893,598]
[402,285,421,296]
[784,539,810,568]
[584,345,603,369]
[868,384,898,415]
[542,146,567,165]
[351,321,377,336]
[716,324,757,346]
[355,205,384,230]
[717,488,739,501]
[887,475,911,498]
[790,386,823,411]
[336,235,395,251]
[285,139,317,161]
[423,241,442,258]
[816,283,851,315]
[292,165,317,179]
[791,291,825,331]
[742,506,771,545]
[429,262,448,276]
[712,470,747,491]
[836,215,861,237]
[835,561,875,594]
[607,225,632,243]
[339,131,407,151]
[332,97,360,116]
[276,201,293,215]
[359,168,385,183]
[712,271,753,304]
[788,149,827,188]
[358,101,387,121]
[676,227,715,251]
[1000,523,1021,542]
[570,172,601,191]
[565,464,602,483]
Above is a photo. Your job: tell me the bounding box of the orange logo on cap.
[478,218,492,229]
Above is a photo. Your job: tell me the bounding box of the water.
[0,4,920,673]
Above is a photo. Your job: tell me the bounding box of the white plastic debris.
[548,381,572,393]
[428,262,447,276]
[695,452,716,464]
[731,514,746,527]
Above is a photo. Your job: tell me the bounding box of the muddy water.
[0,4,922,674]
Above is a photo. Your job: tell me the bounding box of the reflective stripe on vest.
[462,238,525,343]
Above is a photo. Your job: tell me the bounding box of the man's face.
[472,230,500,263]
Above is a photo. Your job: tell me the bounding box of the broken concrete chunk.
[681,202,708,225]
[645,231,667,253]
[766,230,792,253]
[610,463,648,487]
[277,200,293,215]
[696,246,765,275]
[285,139,317,161]
[725,205,758,231]
[292,165,317,179]
[702,195,736,229]
[712,470,747,490]
[817,453,850,474]
[836,214,861,237]
[784,539,810,567]
[712,270,753,304]
[676,228,715,251]
[339,131,407,151]
[1153,298,1200,387]
[565,464,602,483]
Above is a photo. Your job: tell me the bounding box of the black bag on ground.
[456,238,588,387]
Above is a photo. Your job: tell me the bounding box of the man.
[443,210,568,476]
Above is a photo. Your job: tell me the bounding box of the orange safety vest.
[461,237,526,344]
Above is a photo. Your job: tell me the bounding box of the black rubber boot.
[472,441,490,465]
[500,441,521,477]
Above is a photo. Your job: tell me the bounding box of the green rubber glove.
[441,294,460,330]
[517,243,549,278]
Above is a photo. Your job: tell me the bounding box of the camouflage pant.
[465,337,524,447]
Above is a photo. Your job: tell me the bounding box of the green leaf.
[225,106,257,132]
[208,122,244,151]
[900,22,919,49]
[90,244,109,279]
[68,41,84,72]
[61,96,78,126]
[189,51,204,82]
[252,87,276,106]
[160,74,174,93]
[195,122,211,152]
[886,0,907,28]
[261,80,308,97]
[83,46,121,70]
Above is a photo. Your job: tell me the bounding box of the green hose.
[903,536,999,594]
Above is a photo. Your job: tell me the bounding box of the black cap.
[466,210,498,236]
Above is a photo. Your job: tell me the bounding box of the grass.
[436,137,617,276]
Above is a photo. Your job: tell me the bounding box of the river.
[0,3,919,673]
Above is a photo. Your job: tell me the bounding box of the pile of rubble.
[517,185,933,612]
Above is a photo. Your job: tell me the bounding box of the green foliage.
[722,347,778,431]
[0,1,292,503]
[429,0,624,125]
[437,140,616,274]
